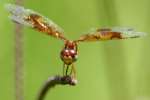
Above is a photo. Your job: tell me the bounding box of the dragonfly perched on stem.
[5,4,146,82]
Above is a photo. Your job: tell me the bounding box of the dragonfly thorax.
[60,41,78,65]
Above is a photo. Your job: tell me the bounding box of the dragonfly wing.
[9,15,33,27]
[76,27,146,42]
[5,4,67,40]
[111,27,146,38]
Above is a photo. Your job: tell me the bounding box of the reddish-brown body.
[60,40,78,78]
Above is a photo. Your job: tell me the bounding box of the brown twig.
[37,75,77,100]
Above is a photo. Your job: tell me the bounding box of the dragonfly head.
[60,40,78,65]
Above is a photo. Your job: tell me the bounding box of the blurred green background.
[0,0,150,100]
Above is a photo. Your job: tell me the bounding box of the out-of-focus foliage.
[0,0,150,100]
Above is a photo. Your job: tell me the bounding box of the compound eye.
[70,50,76,56]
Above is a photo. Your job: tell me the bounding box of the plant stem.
[14,0,24,100]
[37,75,77,100]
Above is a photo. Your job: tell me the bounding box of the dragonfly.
[5,4,146,81]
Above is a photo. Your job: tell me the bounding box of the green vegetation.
[0,0,150,100]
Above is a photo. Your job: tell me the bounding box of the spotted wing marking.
[5,4,67,40]
[76,27,146,42]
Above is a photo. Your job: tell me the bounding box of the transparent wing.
[76,27,147,42]
[5,4,67,40]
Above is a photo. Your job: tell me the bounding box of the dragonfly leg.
[63,63,65,76]
[71,64,76,79]
[69,65,73,76]
[65,65,69,76]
